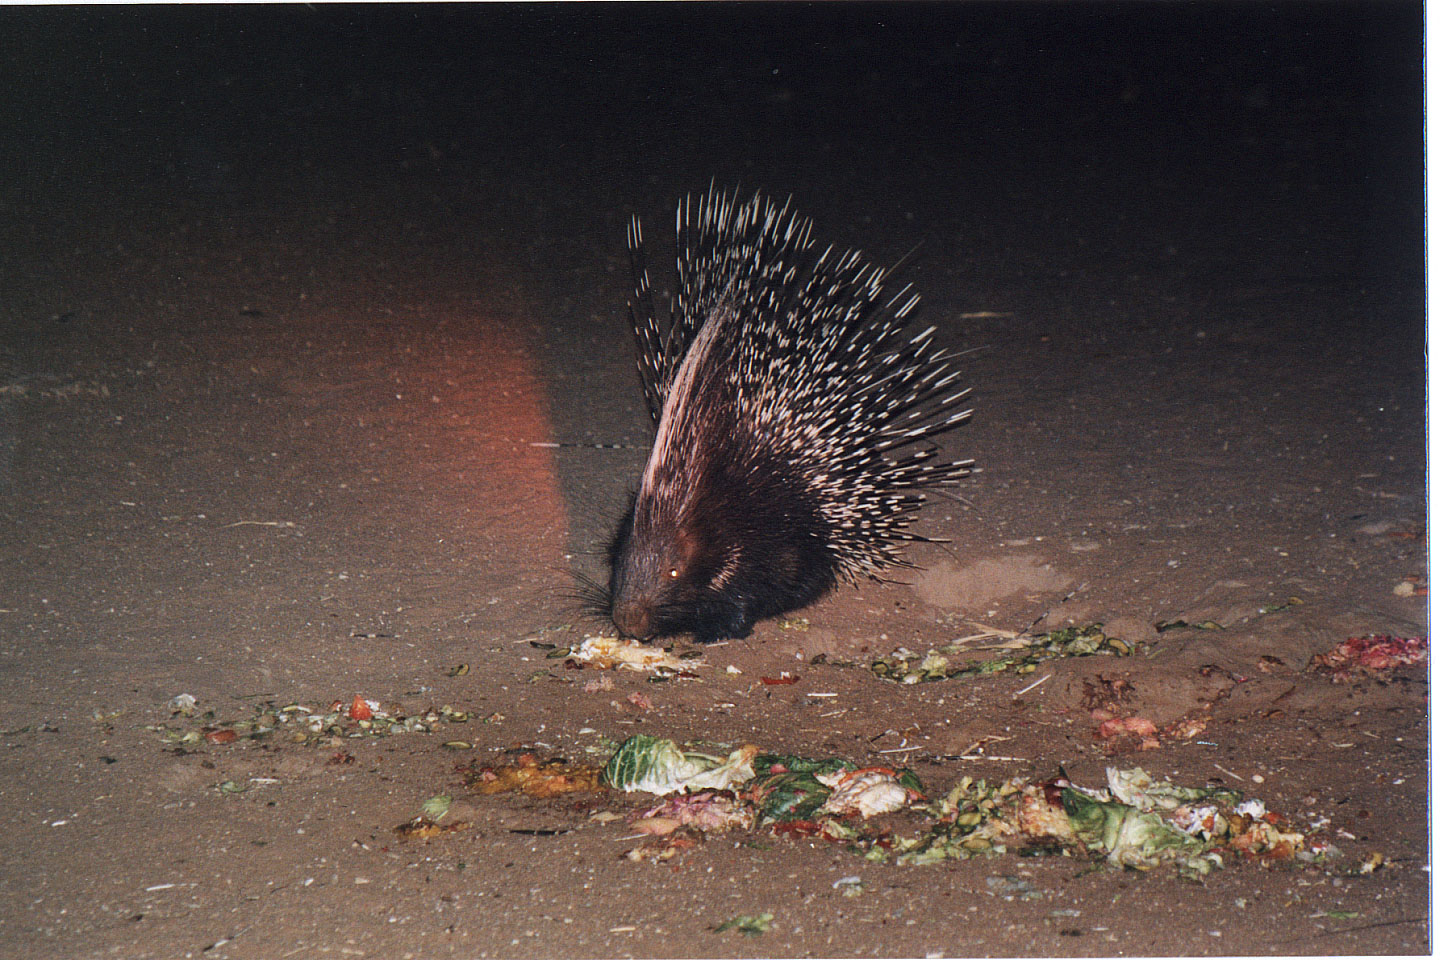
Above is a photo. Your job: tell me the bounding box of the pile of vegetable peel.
[894,766,1320,876]
[582,735,1321,875]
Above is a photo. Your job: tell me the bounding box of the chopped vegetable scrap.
[1308,635,1428,681]
[394,794,470,840]
[149,696,473,747]
[1259,597,1304,615]
[599,737,925,860]
[871,624,1139,684]
[604,735,758,794]
[713,912,775,937]
[632,790,754,836]
[556,635,705,675]
[625,826,706,862]
[167,693,199,716]
[470,734,1325,878]
[894,766,1320,876]
[742,755,922,823]
[1155,618,1225,632]
[394,816,470,840]
[421,794,453,820]
[462,753,606,797]
[819,768,923,818]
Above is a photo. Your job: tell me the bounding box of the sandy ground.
[0,5,1429,958]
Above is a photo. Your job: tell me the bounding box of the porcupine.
[606,187,973,643]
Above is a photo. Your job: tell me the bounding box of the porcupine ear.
[626,214,666,424]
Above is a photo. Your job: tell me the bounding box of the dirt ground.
[0,5,1429,958]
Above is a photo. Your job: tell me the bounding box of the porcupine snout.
[608,570,654,639]
[607,493,761,643]
[606,500,664,639]
[611,600,651,640]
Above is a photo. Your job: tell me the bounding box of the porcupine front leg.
[689,593,757,643]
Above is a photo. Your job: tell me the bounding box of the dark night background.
[4,2,1425,493]
[4,3,1423,277]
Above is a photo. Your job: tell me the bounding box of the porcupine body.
[608,187,973,643]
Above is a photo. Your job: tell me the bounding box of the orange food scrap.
[463,753,605,797]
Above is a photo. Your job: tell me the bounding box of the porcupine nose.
[612,595,652,639]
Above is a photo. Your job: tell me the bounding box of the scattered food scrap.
[741,766,840,824]
[167,693,198,717]
[738,754,923,824]
[871,625,1139,684]
[818,768,922,818]
[1080,674,1213,749]
[465,733,1325,880]
[462,753,606,797]
[592,741,924,859]
[1392,575,1426,598]
[1358,851,1387,874]
[633,790,754,836]
[624,826,706,862]
[558,635,705,675]
[394,816,469,840]
[1093,714,1161,749]
[986,874,1043,900]
[394,794,470,840]
[149,696,472,748]
[1308,635,1428,681]
[893,766,1319,876]
[713,912,774,937]
[1155,618,1224,633]
[421,794,453,820]
[604,735,758,794]
[1164,715,1210,741]
[669,754,1313,874]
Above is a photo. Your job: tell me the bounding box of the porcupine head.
[608,188,973,644]
[608,301,838,643]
